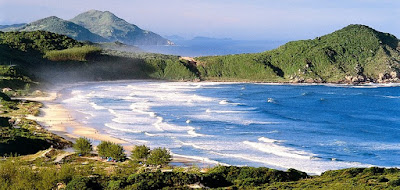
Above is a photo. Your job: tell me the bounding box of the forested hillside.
[196,25,400,83]
[0,30,197,90]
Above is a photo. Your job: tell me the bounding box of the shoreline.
[23,87,208,167]
[21,80,400,172]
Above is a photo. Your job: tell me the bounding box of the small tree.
[109,143,126,161]
[96,141,126,161]
[97,141,113,158]
[131,145,150,162]
[146,147,171,166]
[73,137,92,155]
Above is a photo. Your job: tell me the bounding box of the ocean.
[138,39,286,57]
[60,81,400,174]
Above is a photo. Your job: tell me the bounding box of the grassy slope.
[196,25,400,83]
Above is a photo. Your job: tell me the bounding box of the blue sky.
[1,0,399,40]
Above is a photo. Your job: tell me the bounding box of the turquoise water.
[61,81,400,174]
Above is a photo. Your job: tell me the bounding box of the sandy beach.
[23,90,206,166]
[25,94,127,144]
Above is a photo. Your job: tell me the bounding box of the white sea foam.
[89,102,106,110]
[104,123,142,133]
[219,100,229,105]
[171,153,229,166]
[205,109,245,114]
[144,132,157,137]
[266,130,279,134]
[267,98,276,103]
[218,99,242,106]
[187,127,206,137]
[213,151,371,175]
[383,96,400,99]
[258,137,285,143]
[62,81,386,175]
[175,140,206,150]
[241,121,281,125]
[243,137,315,160]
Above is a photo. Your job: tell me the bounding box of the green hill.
[70,10,173,45]
[0,30,196,87]
[196,24,400,83]
[17,16,107,42]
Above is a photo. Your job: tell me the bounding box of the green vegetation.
[0,30,82,52]
[197,24,400,83]
[97,141,126,161]
[0,30,197,87]
[0,95,72,156]
[2,153,400,190]
[146,147,172,166]
[73,137,93,155]
[130,145,150,162]
[0,65,35,92]
[130,145,171,166]
[44,45,101,61]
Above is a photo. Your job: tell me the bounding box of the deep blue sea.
[61,81,400,174]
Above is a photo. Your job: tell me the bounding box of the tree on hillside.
[97,141,113,158]
[109,143,126,161]
[73,137,92,155]
[146,147,171,166]
[131,145,150,162]
[97,141,126,161]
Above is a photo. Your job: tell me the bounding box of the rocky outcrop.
[377,71,400,83]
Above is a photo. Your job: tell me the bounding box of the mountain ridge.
[70,10,173,45]
[17,16,107,42]
[0,10,172,45]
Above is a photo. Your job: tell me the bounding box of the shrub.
[146,147,171,166]
[73,137,92,155]
[389,178,400,187]
[131,145,150,162]
[65,176,91,190]
[106,180,123,190]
